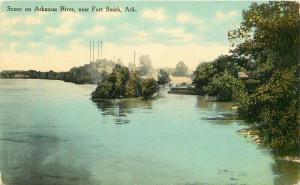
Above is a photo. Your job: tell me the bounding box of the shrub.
[141,78,159,99]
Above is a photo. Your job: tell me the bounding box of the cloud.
[84,25,106,36]
[1,13,44,27]
[142,8,167,22]
[177,12,205,30]
[45,26,72,35]
[46,12,83,35]
[0,12,45,37]
[214,10,238,21]
[136,31,150,39]
[157,28,195,42]
[5,42,20,51]
[10,30,31,37]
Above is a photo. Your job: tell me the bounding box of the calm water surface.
[0,79,298,185]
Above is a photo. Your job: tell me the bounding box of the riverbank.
[238,128,300,164]
[168,87,197,95]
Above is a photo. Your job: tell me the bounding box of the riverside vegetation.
[192,1,299,156]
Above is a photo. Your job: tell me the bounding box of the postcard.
[0,1,299,185]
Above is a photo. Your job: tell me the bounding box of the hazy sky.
[0,1,251,72]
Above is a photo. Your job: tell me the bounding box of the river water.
[0,79,298,185]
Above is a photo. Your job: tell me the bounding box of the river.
[0,79,298,185]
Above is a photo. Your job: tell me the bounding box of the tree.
[125,71,141,97]
[238,69,298,154]
[192,62,217,95]
[158,69,171,86]
[205,71,244,101]
[229,1,300,155]
[228,1,299,71]
[192,55,247,97]
[212,55,240,77]
[141,78,159,99]
[91,81,113,99]
[138,55,153,76]
[108,64,130,98]
[173,61,188,77]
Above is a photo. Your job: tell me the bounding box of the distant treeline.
[0,57,192,84]
[0,59,115,84]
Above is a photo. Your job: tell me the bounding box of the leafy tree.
[212,55,240,77]
[141,78,159,99]
[206,71,244,101]
[158,69,171,86]
[192,62,217,95]
[173,61,188,77]
[229,1,300,154]
[108,64,130,98]
[125,71,142,97]
[228,1,299,71]
[91,81,113,99]
[238,69,298,154]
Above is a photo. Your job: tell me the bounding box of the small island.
[91,64,159,100]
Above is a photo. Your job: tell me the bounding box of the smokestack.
[101,41,103,60]
[93,41,95,62]
[89,40,91,63]
[97,41,99,60]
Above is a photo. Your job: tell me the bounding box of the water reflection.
[196,96,236,111]
[196,97,300,184]
[0,131,94,185]
[93,98,152,124]
[195,96,239,124]
[272,158,300,185]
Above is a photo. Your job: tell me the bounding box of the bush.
[91,81,113,99]
[205,71,244,101]
[158,69,171,86]
[141,78,159,99]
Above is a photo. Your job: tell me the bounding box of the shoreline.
[238,128,300,164]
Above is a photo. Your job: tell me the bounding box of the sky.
[0,1,252,72]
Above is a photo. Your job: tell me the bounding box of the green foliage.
[238,69,299,155]
[192,62,216,95]
[212,55,240,77]
[232,1,300,155]
[206,71,244,101]
[91,81,113,99]
[108,64,130,98]
[228,1,299,70]
[125,71,142,97]
[243,79,260,94]
[192,55,243,97]
[92,65,159,100]
[158,69,171,86]
[173,61,188,77]
[141,78,159,99]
